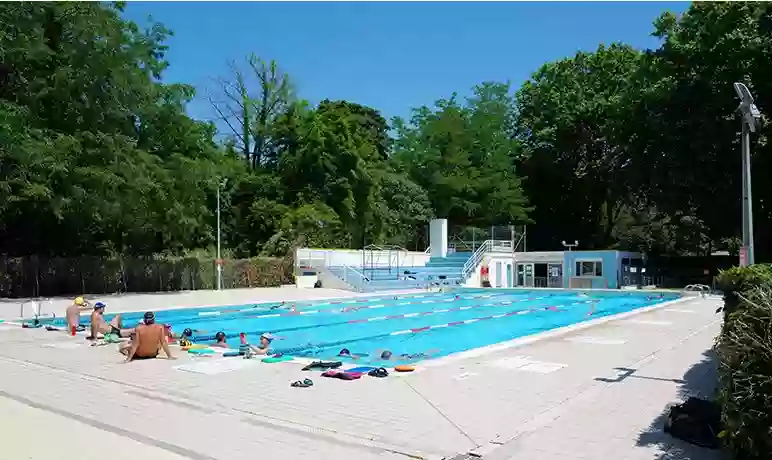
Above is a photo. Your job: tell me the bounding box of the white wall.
[295,275,318,289]
[295,248,430,268]
[463,251,565,288]
[429,219,448,258]
[488,259,515,288]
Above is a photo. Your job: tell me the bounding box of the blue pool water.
[45,289,678,365]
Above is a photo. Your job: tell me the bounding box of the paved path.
[0,293,725,460]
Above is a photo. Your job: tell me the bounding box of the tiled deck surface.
[0,291,726,460]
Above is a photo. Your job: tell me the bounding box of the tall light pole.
[733,82,761,266]
[216,178,228,290]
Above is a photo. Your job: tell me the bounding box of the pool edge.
[411,295,704,371]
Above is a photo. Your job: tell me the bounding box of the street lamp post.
[733,82,761,266]
[216,178,228,290]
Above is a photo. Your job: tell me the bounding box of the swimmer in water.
[338,348,368,360]
[212,331,229,348]
[377,349,439,362]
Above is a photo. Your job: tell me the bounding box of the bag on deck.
[663,397,722,449]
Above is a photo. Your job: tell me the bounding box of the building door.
[516,263,534,287]
[495,262,503,287]
[506,263,513,288]
[547,263,563,288]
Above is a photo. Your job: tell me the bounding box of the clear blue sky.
[122,2,688,124]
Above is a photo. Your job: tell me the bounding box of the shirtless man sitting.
[120,312,175,362]
[66,297,89,332]
[89,302,131,340]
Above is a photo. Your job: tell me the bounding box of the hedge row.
[715,264,772,460]
[0,256,293,298]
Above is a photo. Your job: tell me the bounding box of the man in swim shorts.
[248,333,274,355]
[89,302,131,340]
[120,312,174,362]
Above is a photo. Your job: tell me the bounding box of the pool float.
[262,355,294,363]
[394,365,416,373]
[223,351,241,357]
[346,366,377,373]
[188,348,215,355]
[181,344,208,351]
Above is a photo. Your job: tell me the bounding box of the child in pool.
[212,331,229,348]
[338,348,368,359]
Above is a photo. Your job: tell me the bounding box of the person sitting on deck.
[89,302,132,340]
[120,312,175,362]
[66,297,89,333]
[212,331,229,348]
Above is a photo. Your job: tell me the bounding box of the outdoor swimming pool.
[43,289,679,365]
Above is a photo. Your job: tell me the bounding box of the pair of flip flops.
[291,378,314,388]
[302,361,342,371]
[368,367,389,378]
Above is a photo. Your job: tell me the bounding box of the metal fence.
[449,225,527,252]
[0,256,292,298]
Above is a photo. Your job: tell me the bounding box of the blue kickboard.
[346,366,377,373]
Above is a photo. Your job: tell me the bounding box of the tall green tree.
[629,3,772,257]
[516,44,645,250]
[0,2,234,257]
[393,82,530,228]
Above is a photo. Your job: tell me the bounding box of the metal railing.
[462,239,493,279]
[341,265,367,291]
[461,239,530,282]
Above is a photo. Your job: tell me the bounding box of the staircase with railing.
[301,239,515,292]
[461,239,516,279]
[323,252,473,292]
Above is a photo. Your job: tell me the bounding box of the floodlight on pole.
[733,82,761,266]
[561,240,579,252]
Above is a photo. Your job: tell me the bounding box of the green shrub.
[715,266,772,460]
[716,264,772,318]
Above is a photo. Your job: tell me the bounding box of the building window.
[576,260,603,277]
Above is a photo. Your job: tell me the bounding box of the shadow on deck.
[635,348,727,460]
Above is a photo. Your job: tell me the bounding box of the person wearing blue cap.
[89,302,131,340]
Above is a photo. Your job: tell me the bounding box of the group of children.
[65,297,276,361]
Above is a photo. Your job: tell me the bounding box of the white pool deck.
[0,287,726,460]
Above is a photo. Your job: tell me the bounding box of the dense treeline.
[2,2,772,262]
